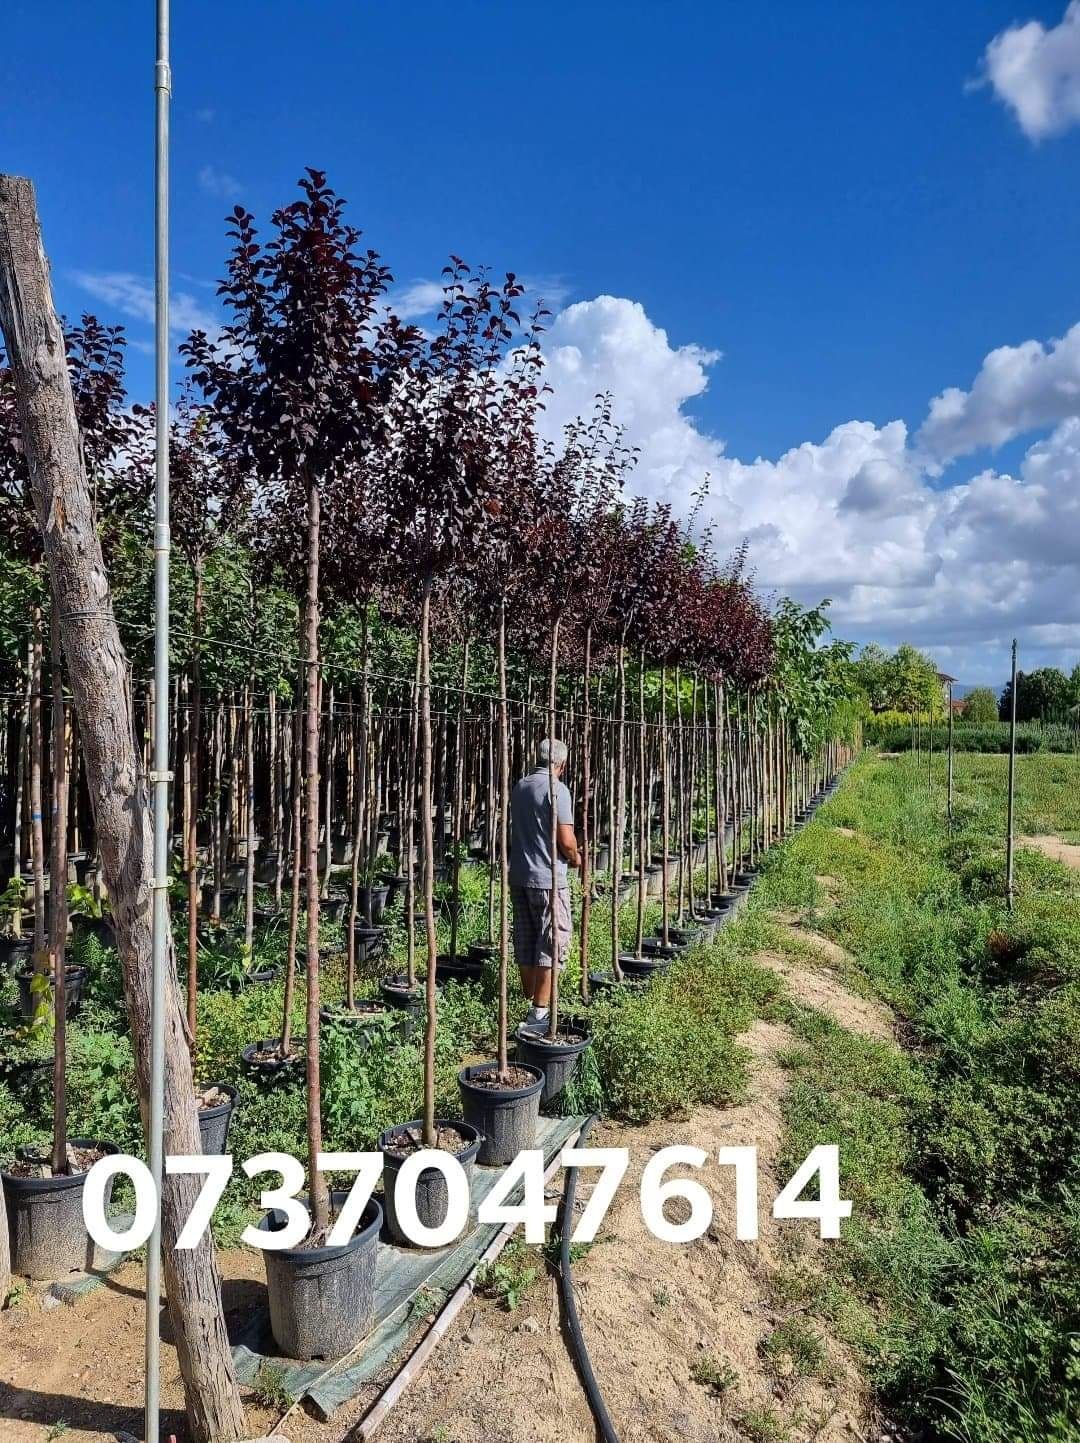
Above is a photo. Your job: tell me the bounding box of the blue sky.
[4,1,1080,681]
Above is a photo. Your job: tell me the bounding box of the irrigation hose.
[558,1112,621,1443]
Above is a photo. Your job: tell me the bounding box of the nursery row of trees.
[0,171,861,1438]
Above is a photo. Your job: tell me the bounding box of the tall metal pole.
[147,4,171,1442]
[1005,639,1018,912]
[947,680,954,827]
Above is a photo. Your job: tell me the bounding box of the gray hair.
[537,737,568,768]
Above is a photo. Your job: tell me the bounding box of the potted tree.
[185,172,392,1355]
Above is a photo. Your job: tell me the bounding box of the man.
[510,737,581,1037]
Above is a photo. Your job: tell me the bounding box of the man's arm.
[557,822,581,868]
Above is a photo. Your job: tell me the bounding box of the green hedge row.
[867,722,1079,754]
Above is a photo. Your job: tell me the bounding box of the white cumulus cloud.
[918,321,1080,462]
[981,1,1080,139]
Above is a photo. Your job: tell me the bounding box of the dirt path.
[1019,834,1080,871]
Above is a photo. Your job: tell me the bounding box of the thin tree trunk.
[0,170,246,1442]
[448,633,470,963]
[546,614,562,1039]
[186,564,202,1044]
[405,636,421,991]
[612,640,626,978]
[496,598,510,1077]
[419,579,438,1144]
[243,678,255,952]
[281,680,302,1055]
[302,473,328,1236]
[49,597,69,1173]
[30,607,45,961]
[578,625,592,1002]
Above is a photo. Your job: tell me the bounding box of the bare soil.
[464,1065,536,1090]
[3,1143,108,1180]
[382,1124,474,1157]
[1019,833,1080,871]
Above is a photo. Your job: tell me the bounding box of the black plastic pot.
[641,937,684,960]
[379,873,407,910]
[435,953,484,986]
[516,1024,591,1110]
[467,941,496,968]
[75,915,115,949]
[0,936,33,972]
[321,1000,407,1048]
[458,1062,543,1166]
[352,924,387,963]
[732,871,757,890]
[617,952,669,981]
[377,1119,481,1246]
[588,970,647,996]
[381,976,424,1014]
[357,883,390,925]
[17,966,88,1022]
[254,850,279,885]
[321,895,348,923]
[644,865,664,898]
[241,1037,304,1083]
[2,1139,119,1279]
[197,1083,238,1155]
[258,1192,382,1361]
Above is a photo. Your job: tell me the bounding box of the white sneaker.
[520,1006,550,1036]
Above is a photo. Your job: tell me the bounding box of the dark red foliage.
[1,315,144,564]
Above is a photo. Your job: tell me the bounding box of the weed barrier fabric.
[230,1113,586,1418]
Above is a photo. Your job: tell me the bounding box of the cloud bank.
[538,297,1080,682]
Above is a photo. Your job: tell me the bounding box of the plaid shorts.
[511,885,572,970]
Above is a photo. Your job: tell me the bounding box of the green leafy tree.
[963,687,999,725]
[1000,667,1072,723]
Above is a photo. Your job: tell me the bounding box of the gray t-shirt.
[510,768,573,888]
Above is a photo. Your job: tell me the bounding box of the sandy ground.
[0,825,900,1443]
[0,1247,280,1443]
[1019,834,1080,871]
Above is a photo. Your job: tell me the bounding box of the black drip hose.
[558,1113,621,1443]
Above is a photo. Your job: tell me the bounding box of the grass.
[759,750,1080,1443]
[737,1403,791,1441]
[475,1236,540,1311]
[248,1361,294,1411]
[690,1353,739,1395]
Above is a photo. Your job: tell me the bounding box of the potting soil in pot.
[4,1141,108,1180]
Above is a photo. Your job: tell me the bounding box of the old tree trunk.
[0,174,247,1441]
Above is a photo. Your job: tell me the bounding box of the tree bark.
[0,170,246,1443]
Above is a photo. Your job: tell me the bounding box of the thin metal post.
[147,4,171,1442]
[947,681,954,827]
[1005,639,1017,911]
